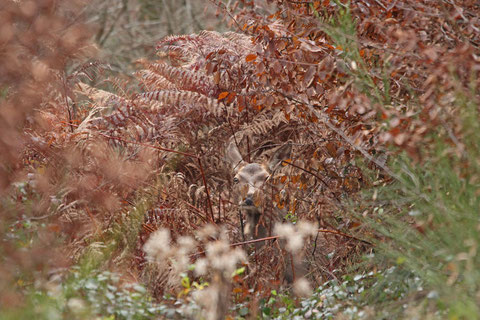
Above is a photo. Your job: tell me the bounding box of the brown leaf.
[213,71,220,84]
[272,60,282,74]
[218,91,229,100]
[226,92,236,104]
[245,54,257,62]
[326,142,337,157]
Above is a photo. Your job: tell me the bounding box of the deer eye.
[233,177,239,184]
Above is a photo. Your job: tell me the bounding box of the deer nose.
[243,196,254,206]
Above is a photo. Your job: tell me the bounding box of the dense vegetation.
[1,0,479,319]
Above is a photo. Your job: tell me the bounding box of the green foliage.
[0,290,63,320]
[352,84,479,319]
[64,269,163,319]
[245,268,422,319]
[365,138,480,317]
[0,86,7,100]
[306,1,480,318]
[78,190,157,272]
[318,1,389,104]
[0,269,164,320]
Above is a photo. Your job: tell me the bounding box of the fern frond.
[135,70,178,91]
[156,33,200,51]
[156,31,253,67]
[105,76,137,99]
[148,63,215,97]
[76,83,162,139]
[68,61,110,82]
[76,82,121,106]
[103,101,137,127]
[138,90,221,114]
[156,34,200,65]
[239,110,288,136]
[219,31,253,53]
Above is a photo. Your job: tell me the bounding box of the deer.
[225,138,309,285]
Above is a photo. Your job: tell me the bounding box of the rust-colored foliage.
[2,0,478,313]
[0,0,95,308]
[127,0,479,298]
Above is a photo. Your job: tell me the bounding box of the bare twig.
[191,228,372,257]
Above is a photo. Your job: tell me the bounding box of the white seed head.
[143,228,171,262]
[192,287,219,320]
[297,220,318,236]
[273,223,295,238]
[274,220,317,253]
[196,224,217,241]
[286,233,303,252]
[293,277,312,297]
[195,258,208,276]
[351,61,357,70]
[177,235,195,249]
[67,298,86,313]
[205,239,246,274]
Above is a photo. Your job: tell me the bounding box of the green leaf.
[232,267,245,277]
[239,307,249,316]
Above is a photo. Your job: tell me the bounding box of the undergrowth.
[1,0,479,319]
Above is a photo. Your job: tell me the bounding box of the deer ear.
[268,142,292,172]
[225,140,245,171]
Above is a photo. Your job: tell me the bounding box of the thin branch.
[208,0,243,32]
[282,159,329,188]
[192,228,371,257]
[197,157,216,223]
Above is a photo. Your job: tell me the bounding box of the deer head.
[225,139,292,241]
